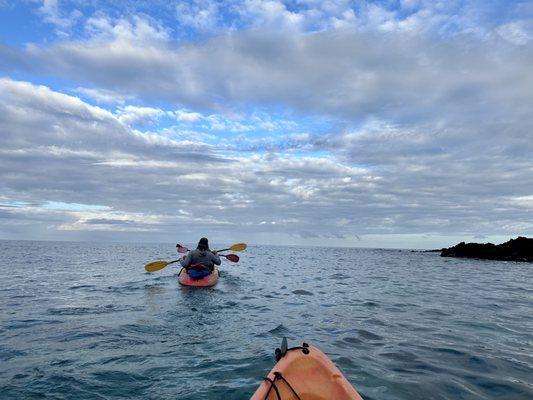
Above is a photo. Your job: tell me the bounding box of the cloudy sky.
[0,0,532,248]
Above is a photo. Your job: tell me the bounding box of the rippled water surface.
[1,240,532,399]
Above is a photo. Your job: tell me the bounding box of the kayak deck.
[250,341,363,400]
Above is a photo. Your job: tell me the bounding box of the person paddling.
[179,237,221,272]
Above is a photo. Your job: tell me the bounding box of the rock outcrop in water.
[440,237,533,262]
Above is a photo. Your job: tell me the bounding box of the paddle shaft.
[147,243,243,272]
[178,246,238,262]
[216,247,232,252]
[177,243,246,253]
[178,245,231,253]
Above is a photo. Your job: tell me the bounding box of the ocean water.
[0,240,532,400]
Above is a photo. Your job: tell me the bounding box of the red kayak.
[178,265,219,287]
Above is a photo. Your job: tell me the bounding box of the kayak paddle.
[146,246,243,272]
[176,244,188,253]
[176,242,246,254]
[177,244,240,262]
[223,254,240,262]
[218,243,247,252]
[145,254,239,272]
[145,259,180,272]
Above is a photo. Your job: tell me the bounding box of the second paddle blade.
[145,260,169,272]
[225,254,240,262]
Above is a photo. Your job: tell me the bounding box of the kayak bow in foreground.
[250,338,363,400]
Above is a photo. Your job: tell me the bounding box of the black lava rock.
[440,237,533,262]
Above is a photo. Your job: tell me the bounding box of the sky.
[0,0,532,249]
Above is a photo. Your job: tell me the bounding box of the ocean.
[1,240,532,399]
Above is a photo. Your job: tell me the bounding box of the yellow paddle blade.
[145,260,170,272]
[229,243,247,252]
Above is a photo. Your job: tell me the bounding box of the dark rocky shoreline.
[439,237,533,262]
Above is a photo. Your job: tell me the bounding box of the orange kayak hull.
[250,344,363,400]
[178,267,219,287]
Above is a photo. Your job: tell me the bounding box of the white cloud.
[74,87,135,105]
[13,28,530,131]
[508,195,533,209]
[496,20,533,45]
[57,208,163,232]
[116,105,165,126]
[85,14,171,42]
[240,0,306,31]
[21,0,531,44]
[171,109,203,122]
[39,0,82,37]
[0,77,117,131]
[2,0,533,245]
[176,0,220,32]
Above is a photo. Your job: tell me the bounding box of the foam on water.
[0,241,532,399]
